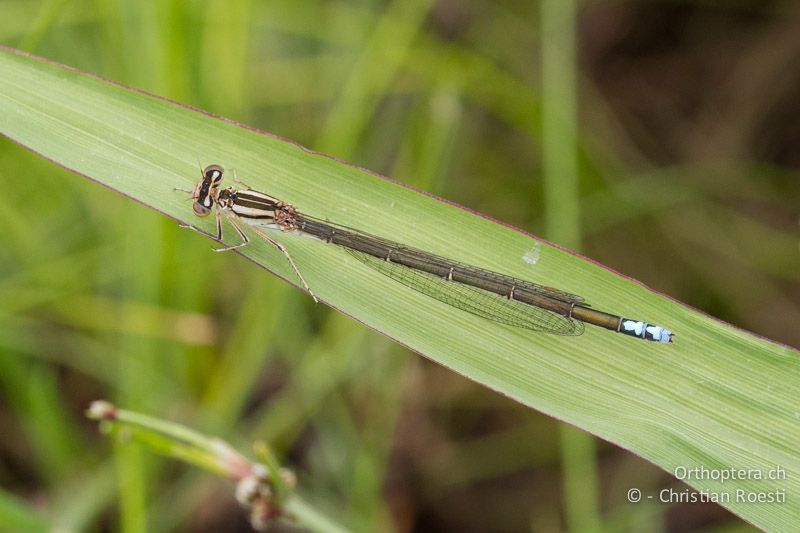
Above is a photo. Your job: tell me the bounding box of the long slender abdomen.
[571,306,673,343]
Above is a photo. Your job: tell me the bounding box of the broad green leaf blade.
[1,47,797,530]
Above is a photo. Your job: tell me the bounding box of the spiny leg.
[174,186,206,232]
[250,226,318,303]
[214,207,223,240]
[213,211,250,252]
[177,206,226,243]
[230,169,252,190]
[178,222,207,235]
[179,204,317,302]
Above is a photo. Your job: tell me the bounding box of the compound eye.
[193,202,211,217]
[203,164,224,185]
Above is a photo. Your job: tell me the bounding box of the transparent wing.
[348,249,585,335]
[297,214,586,305]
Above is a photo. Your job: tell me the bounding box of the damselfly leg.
[213,210,249,252]
[249,225,317,303]
[229,168,252,189]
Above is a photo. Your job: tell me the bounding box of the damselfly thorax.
[190,166,299,230]
[180,165,316,302]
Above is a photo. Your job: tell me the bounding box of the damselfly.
[180,165,673,343]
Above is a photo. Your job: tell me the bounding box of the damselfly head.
[191,164,226,216]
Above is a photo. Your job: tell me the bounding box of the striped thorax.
[182,165,317,301]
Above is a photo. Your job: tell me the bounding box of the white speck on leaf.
[522,243,541,265]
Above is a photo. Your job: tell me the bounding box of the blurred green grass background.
[1,0,798,531]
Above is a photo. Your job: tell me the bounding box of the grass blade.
[1,46,798,530]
